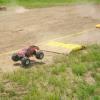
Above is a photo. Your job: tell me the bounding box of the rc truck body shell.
[16,46,39,57]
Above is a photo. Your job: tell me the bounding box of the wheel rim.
[40,54,44,59]
[26,60,30,65]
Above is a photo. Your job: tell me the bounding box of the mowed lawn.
[0,0,100,8]
[0,44,100,100]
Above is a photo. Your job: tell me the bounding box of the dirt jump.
[0,4,100,72]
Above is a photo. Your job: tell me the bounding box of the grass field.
[0,0,100,8]
[0,44,100,100]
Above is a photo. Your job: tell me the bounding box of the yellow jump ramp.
[41,41,85,54]
[96,24,100,28]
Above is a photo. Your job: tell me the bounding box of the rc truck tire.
[12,53,19,62]
[21,57,30,66]
[35,51,44,59]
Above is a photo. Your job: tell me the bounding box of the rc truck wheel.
[35,51,44,60]
[12,53,19,62]
[21,57,30,66]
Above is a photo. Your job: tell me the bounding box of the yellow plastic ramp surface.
[41,41,84,54]
[96,24,100,28]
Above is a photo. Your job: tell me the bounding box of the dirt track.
[0,5,100,72]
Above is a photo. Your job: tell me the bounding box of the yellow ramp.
[48,41,84,51]
[96,24,100,28]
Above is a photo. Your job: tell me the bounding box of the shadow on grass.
[13,60,45,68]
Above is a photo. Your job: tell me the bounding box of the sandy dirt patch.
[0,5,100,72]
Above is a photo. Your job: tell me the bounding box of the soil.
[0,4,100,72]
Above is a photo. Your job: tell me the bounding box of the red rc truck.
[11,45,44,66]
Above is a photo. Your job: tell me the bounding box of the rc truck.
[11,45,44,66]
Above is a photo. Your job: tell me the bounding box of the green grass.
[0,44,100,100]
[0,0,100,8]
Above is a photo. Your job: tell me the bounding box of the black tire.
[35,51,44,60]
[12,53,19,62]
[21,57,30,66]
